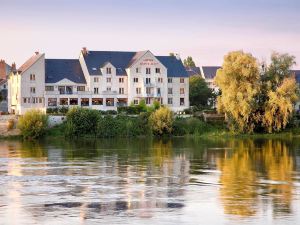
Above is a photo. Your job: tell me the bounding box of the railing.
[102,90,118,95]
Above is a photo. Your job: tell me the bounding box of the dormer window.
[146,68,151,74]
[155,68,161,74]
[106,67,112,74]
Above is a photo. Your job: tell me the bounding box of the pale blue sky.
[1,0,300,68]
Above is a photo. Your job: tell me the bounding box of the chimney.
[82,47,88,56]
[11,62,16,72]
[35,51,39,55]
[0,59,6,80]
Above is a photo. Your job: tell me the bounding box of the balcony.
[144,82,155,87]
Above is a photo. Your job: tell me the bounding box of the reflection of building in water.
[216,139,296,218]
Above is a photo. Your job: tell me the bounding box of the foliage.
[261,53,298,133]
[18,109,48,139]
[215,51,298,134]
[189,75,214,108]
[149,107,174,136]
[215,51,261,133]
[7,119,15,130]
[183,56,196,67]
[46,107,69,115]
[65,107,100,137]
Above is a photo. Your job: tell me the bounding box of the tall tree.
[215,51,261,133]
[189,76,214,108]
[261,53,298,133]
[183,56,196,67]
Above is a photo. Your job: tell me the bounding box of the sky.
[1,0,300,68]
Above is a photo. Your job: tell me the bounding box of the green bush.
[65,107,100,137]
[149,107,173,136]
[18,109,48,139]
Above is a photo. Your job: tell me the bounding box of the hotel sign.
[140,59,158,66]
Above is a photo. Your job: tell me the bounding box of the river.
[0,137,300,225]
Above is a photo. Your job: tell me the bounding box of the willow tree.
[261,53,298,133]
[214,51,260,133]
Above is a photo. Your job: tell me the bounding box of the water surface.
[0,137,300,225]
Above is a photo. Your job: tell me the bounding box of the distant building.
[0,59,11,103]
[8,49,189,115]
[186,66,221,91]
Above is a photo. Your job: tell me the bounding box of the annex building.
[8,48,189,115]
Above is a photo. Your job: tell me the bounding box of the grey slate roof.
[186,66,201,77]
[156,56,188,77]
[291,70,300,83]
[83,51,137,76]
[202,66,221,79]
[5,64,11,76]
[83,51,188,77]
[45,59,86,84]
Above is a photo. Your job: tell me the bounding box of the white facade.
[8,50,189,115]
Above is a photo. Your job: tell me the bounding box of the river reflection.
[0,138,300,224]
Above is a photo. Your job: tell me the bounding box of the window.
[136,67,141,73]
[158,77,163,83]
[94,88,99,94]
[58,86,65,94]
[168,88,173,94]
[39,98,43,104]
[146,68,151,74]
[133,78,138,83]
[23,98,27,104]
[70,98,78,105]
[168,78,173,83]
[46,86,54,91]
[3,84,6,89]
[168,98,173,105]
[155,68,161,73]
[106,87,111,91]
[180,88,185,94]
[77,86,85,92]
[119,88,124,94]
[180,78,185,83]
[107,77,111,83]
[106,98,114,106]
[30,74,35,81]
[48,98,57,106]
[81,98,89,106]
[180,98,185,106]
[146,78,151,84]
[106,67,112,74]
[136,87,141,94]
[119,78,124,83]
[146,98,151,105]
[94,77,99,82]
[92,98,103,105]
[30,87,36,94]
[134,99,139,105]
[157,88,161,95]
[146,87,151,95]
[66,86,73,94]
[60,98,68,105]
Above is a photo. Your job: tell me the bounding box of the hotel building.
[8,48,189,115]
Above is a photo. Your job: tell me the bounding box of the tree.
[189,75,214,108]
[261,53,298,133]
[149,107,173,136]
[215,51,298,134]
[183,56,196,67]
[214,51,261,133]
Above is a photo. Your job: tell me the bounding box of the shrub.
[65,107,100,137]
[18,109,48,139]
[7,119,15,130]
[149,107,173,136]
